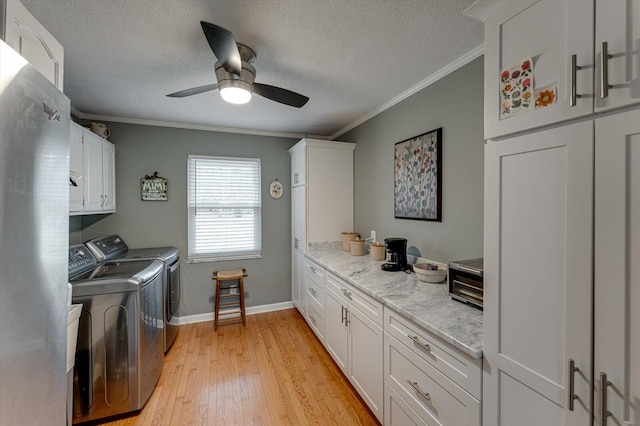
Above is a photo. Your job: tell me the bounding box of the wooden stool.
[212,268,247,331]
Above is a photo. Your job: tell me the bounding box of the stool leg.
[239,277,247,327]
[214,279,221,331]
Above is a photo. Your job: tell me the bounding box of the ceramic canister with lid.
[350,239,366,256]
[370,242,386,261]
[341,231,359,251]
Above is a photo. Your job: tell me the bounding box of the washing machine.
[68,244,163,424]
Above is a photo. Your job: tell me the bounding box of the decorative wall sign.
[269,179,283,199]
[394,128,442,222]
[141,171,168,201]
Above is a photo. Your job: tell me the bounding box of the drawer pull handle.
[408,334,431,352]
[341,288,352,298]
[568,359,580,411]
[600,372,611,426]
[310,288,317,296]
[407,380,431,402]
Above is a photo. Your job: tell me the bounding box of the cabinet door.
[102,140,116,211]
[484,121,594,425]
[290,144,306,187]
[325,287,348,373]
[595,0,640,112]
[291,185,306,252]
[69,123,84,214]
[82,131,104,212]
[594,110,640,425]
[348,306,383,422]
[484,0,593,139]
[5,0,64,90]
[292,249,303,311]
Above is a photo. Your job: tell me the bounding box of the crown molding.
[330,44,484,140]
[70,107,326,140]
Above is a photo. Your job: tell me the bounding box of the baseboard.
[171,301,295,325]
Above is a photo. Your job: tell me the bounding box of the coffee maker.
[381,237,409,272]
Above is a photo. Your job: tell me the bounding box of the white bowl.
[413,262,447,283]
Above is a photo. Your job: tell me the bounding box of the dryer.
[84,235,180,353]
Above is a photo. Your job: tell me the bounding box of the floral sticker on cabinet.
[534,83,557,109]
[500,58,534,119]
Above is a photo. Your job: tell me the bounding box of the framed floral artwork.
[394,127,442,222]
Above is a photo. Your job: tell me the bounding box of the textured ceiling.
[20,0,483,138]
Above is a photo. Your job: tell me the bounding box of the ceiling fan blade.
[200,21,242,76]
[253,83,309,108]
[166,83,219,98]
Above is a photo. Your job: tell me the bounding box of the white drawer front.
[326,272,383,327]
[304,258,324,282]
[385,309,482,399]
[385,333,481,426]
[306,303,325,344]
[305,272,325,309]
[385,382,429,426]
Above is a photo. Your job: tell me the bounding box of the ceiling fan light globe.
[220,86,252,104]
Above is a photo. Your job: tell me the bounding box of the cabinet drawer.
[305,272,325,309]
[385,309,482,399]
[304,258,324,282]
[385,382,428,426]
[306,302,325,343]
[326,272,383,327]
[385,333,481,426]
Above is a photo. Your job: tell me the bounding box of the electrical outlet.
[371,230,376,242]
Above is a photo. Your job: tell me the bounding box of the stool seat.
[212,268,247,330]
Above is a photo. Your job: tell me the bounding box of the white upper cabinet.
[4,0,64,90]
[471,0,593,139]
[69,123,84,214]
[594,0,640,112]
[469,0,640,139]
[70,123,116,215]
[290,143,306,187]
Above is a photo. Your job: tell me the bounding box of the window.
[187,155,262,262]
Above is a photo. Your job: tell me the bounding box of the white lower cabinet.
[324,272,383,422]
[303,258,325,343]
[385,382,429,426]
[384,310,481,426]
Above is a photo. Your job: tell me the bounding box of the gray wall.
[76,123,297,317]
[342,56,484,263]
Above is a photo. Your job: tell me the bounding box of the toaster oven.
[448,258,483,310]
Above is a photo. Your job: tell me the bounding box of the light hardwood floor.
[102,309,379,426]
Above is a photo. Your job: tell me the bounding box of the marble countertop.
[306,244,483,359]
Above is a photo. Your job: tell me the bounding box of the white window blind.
[187,155,262,262]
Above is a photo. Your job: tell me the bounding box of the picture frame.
[393,127,442,221]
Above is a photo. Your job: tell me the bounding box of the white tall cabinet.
[288,139,355,311]
[467,0,640,424]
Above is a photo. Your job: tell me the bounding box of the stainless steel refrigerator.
[0,40,70,424]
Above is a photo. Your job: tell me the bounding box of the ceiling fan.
[166,21,309,108]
